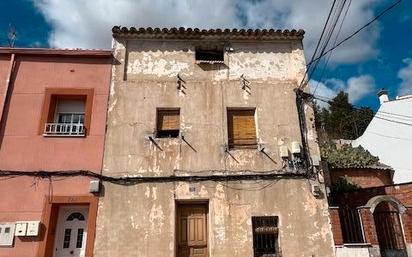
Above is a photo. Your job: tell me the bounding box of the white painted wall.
[335,246,371,257]
[353,96,412,183]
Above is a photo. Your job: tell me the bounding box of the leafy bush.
[331,176,360,193]
[320,143,379,169]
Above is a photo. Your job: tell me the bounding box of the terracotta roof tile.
[112,26,305,40]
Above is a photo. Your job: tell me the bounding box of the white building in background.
[352,89,412,183]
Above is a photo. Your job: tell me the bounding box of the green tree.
[314,91,374,140]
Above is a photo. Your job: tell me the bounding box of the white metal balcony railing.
[43,123,85,136]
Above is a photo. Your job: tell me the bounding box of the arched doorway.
[373,201,407,257]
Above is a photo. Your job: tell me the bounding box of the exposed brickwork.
[401,208,412,243]
[384,184,412,205]
[330,168,393,188]
[334,182,412,208]
[329,208,344,245]
[359,208,378,245]
[331,183,412,247]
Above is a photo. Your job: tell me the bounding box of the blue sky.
[1,0,411,110]
[320,0,412,109]
[0,0,50,47]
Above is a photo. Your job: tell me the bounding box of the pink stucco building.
[0,48,112,257]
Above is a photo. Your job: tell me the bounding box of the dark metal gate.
[374,211,407,257]
[339,207,365,243]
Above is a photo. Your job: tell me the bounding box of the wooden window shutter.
[157,109,180,137]
[227,109,257,148]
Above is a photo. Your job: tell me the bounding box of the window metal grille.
[339,207,365,243]
[252,216,279,257]
[43,113,85,136]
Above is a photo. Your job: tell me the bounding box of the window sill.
[195,60,225,64]
[228,145,258,151]
[42,134,86,138]
[337,243,370,247]
[153,136,180,140]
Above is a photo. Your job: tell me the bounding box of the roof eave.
[0,47,113,57]
[112,26,305,41]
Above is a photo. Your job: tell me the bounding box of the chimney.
[377,89,389,105]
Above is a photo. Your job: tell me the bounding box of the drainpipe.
[0,53,15,126]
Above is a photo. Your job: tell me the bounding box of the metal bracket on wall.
[144,132,163,151]
[223,144,239,164]
[240,74,251,94]
[258,144,277,164]
[180,133,197,153]
[177,74,186,94]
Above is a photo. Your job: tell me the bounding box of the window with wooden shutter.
[252,216,279,257]
[156,109,180,138]
[227,109,257,149]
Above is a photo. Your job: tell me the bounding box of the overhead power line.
[306,0,403,67]
[313,0,352,95]
[374,115,412,127]
[378,110,412,119]
[365,130,412,141]
[377,112,412,122]
[298,0,338,89]
[312,94,412,126]
[306,0,349,90]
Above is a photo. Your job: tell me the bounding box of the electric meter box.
[14,222,27,236]
[26,221,40,236]
[279,146,289,158]
[0,223,15,246]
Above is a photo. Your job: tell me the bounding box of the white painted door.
[53,206,88,257]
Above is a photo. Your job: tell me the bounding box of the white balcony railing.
[43,123,85,136]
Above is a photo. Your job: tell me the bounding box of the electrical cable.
[313,0,352,95]
[211,180,279,192]
[312,93,412,124]
[374,115,412,127]
[0,169,308,185]
[376,112,412,122]
[298,0,338,89]
[300,0,349,91]
[377,110,412,119]
[313,94,412,124]
[307,0,347,87]
[306,0,403,67]
[365,130,412,141]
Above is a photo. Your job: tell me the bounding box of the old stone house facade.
[94,27,334,257]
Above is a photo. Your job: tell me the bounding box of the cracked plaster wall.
[94,38,333,257]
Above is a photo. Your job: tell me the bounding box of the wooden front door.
[177,204,208,257]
